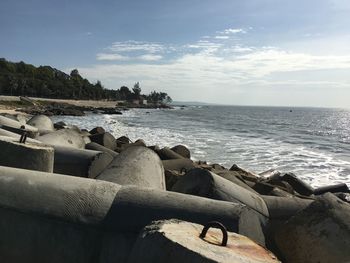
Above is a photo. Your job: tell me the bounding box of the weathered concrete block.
[281,173,314,196]
[0,166,264,262]
[259,169,281,180]
[164,170,183,190]
[157,147,185,160]
[54,121,67,129]
[85,142,119,158]
[0,113,27,124]
[97,146,166,190]
[0,208,102,263]
[89,132,116,150]
[275,193,350,263]
[261,195,313,220]
[121,139,147,151]
[0,128,42,143]
[0,124,38,138]
[172,168,269,217]
[171,144,191,158]
[162,158,195,172]
[171,168,269,245]
[0,115,38,133]
[0,166,124,263]
[27,114,54,133]
[0,139,54,172]
[215,170,258,193]
[107,185,261,238]
[89,126,105,135]
[116,135,130,148]
[37,128,85,148]
[128,220,280,263]
[230,163,259,181]
[53,146,114,178]
[313,183,349,195]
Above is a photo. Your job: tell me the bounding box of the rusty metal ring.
[199,221,228,246]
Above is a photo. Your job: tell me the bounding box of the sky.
[1,0,350,108]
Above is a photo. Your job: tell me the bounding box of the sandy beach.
[0,95,117,107]
[0,95,118,114]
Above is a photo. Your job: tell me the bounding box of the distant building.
[131,99,140,105]
[140,97,147,105]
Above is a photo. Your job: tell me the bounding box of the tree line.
[0,58,172,104]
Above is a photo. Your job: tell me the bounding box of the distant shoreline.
[0,95,172,116]
[0,95,120,109]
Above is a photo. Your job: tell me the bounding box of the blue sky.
[1,0,350,107]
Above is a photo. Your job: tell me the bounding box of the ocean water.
[53,105,350,187]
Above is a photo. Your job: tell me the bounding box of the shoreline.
[0,95,171,116]
[0,112,349,262]
[2,97,348,188]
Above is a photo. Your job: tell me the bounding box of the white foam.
[52,109,350,187]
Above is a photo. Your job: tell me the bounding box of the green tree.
[132,82,141,98]
[166,95,172,104]
[119,86,132,100]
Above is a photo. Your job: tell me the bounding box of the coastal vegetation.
[0,58,172,104]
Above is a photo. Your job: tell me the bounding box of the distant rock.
[102,108,122,115]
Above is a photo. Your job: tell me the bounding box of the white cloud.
[218,28,246,35]
[96,53,129,61]
[108,41,165,53]
[223,45,254,53]
[77,47,350,107]
[96,53,163,61]
[215,36,230,39]
[84,47,350,88]
[184,40,222,54]
[138,54,163,61]
[82,28,350,107]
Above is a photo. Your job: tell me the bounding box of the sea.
[52,105,350,188]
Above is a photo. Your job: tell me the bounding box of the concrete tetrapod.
[215,170,258,193]
[0,128,42,144]
[128,220,280,263]
[85,142,119,158]
[89,132,116,150]
[0,125,39,138]
[281,173,314,196]
[171,144,191,158]
[106,185,261,236]
[27,114,54,134]
[313,183,349,195]
[0,139,54,172]
[261,195,313,220]
[275,193,350,263]
[37,128,86,148]
[97,146,166,190]
[0,113,27,125]
[0,166,123,263]
[259,169,281,180]
[162,158,195,172]
[171,168,269,245]
[172,168,269,217]
[53,146,114,178]
[157,147,185,160]
[0,115,38,133]
[0,166,261,262]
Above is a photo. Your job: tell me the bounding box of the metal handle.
[19,129,27,144]
[199,221,228,246]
